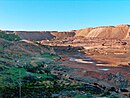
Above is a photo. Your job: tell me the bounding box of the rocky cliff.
[75,24,130,39]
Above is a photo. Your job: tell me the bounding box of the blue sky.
[0,0,130,31]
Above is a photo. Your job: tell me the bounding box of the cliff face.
[75,24,130,39]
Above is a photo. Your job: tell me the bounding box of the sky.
[0,0,130,31]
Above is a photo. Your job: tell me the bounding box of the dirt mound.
[75,24,130,39]
[15,31,55,41]
[75,28,94,37]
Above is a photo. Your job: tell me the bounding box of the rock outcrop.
[75,24,130,39]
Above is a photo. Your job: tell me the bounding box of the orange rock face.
[75,24,130,39]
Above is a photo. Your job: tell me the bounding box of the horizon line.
[1,23,130,32]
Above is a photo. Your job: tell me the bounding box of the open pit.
[1,24,130,97]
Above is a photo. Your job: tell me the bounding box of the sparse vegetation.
[0,31,21,41]
[0,32,130,97]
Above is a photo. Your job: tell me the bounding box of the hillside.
[75,24,130,39]
[15,31,55,41]
[2,24,130,41]
[0,32,105,97]
[51,31,75,39]
[0,25,130,97]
